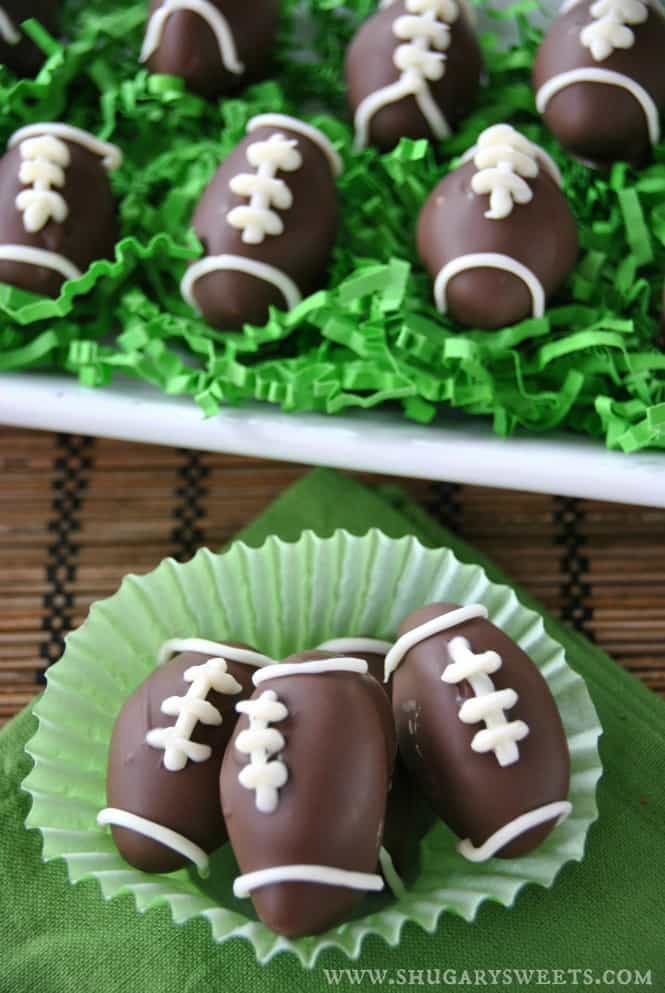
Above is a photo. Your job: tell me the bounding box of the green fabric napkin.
[1,468,663,992]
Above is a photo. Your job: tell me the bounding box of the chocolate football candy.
[0,123,121,298]
[417,123,579,329]
[220,653,396,937]
[0,2,57,77]
[181,114,342,330]
[533,0,665,168]
[345,0,483,151]
[315,639,421,875]
[98,638,275,875]
[386,602,571,861]
[140,0,280,99]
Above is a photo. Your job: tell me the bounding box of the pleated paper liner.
[22,530,603,967]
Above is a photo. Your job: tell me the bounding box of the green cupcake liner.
[23,530,602,967]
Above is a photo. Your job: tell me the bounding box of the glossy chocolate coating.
[0,135,118,298]
[106,645,257,873]
[144,0,280,99]
[345,0,483,151]
[220,650,396,937]
[0,2,57,77]
[188,122,338,330]
[417,158,578,328]
[392,603,570,858]
[533,0,665,168]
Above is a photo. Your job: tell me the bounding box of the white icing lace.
[0,8,20,45]
[469,124,540,221]
[580,0,649,61]
[145,657,242,771]
[235,689,289,813]
[393,0,458,80]
[353,0,459,149]
[442,636,530,766]
[227,133,303,245]
[16,136,70,234]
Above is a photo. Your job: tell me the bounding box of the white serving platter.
[1,371,663,507]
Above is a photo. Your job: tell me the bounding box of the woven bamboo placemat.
[2,426,664,725]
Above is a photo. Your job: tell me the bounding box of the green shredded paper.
[1,0,665,453]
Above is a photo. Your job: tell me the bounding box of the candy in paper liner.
[23,530,602,967]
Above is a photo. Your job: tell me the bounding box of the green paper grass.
[1,0,664,452]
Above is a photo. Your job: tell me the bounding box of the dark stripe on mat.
[172,450,209,561]
[38,435,95,680]
[553,495,595,640]
[428,482,464,534]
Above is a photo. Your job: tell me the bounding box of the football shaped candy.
[220,652,396,937]
[345,0,483,151]
[0,2,57,77]
[417,123,579,329]
[98,638,275,875]
[386,603,571,861]
[315,638,422,874]
[140,0,280,99]
[181,113,342,330]
[533,0,665,168]
[0,123,121,298]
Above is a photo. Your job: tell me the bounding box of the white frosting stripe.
[0,245,82,283]
[233,863,384,898]
[353,0,458,150]
[9,124,122,171]
[97,807,210,876]
[236,689,289,813]
[140,0,244,74]
[248,115,343,178]
[0,9,20,45]
[443,636,530,766]
[253,658,368,686]
[457,801,573,862]
[384,604,487,680]
[354,77,451,151]
[181,254,302,314]
[317,637,393,656]
[536,68,660,146]
[434,253,546,319]
[145,656,242,771]
[157,638,275,668]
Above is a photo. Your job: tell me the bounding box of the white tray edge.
[1,372,664,507]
